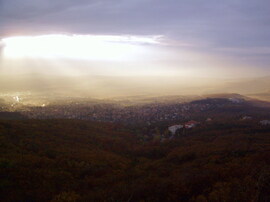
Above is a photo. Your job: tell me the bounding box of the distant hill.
[248,92,270,102]
[191,98,232,105]
[201,93,248,99]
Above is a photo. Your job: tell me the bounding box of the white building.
[242,116,252,120]
[168,124,183,135]
[228,98,243,104]
[260,120,270,126]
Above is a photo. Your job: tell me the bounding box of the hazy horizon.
[0,74,269,100]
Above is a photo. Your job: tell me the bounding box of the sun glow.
[2,34,162,61]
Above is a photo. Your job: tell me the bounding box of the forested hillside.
[0,119,270,201]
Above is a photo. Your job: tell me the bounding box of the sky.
[0,0,270,97]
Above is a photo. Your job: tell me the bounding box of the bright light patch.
[2,34,162,61]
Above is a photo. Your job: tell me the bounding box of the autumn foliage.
[0,119,270,201]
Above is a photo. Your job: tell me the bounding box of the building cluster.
[260,120,270,126]
[168,121,200,135]
[20,103,191,123]
[19,99,233,125]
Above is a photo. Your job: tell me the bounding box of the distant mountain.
[248,91,270,102]
[190,98,231,105]
[198,93,270,108]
